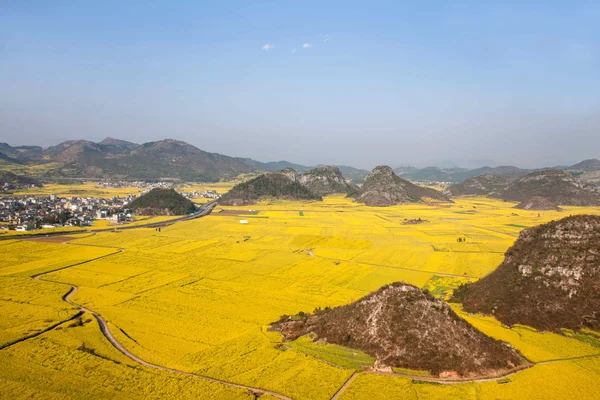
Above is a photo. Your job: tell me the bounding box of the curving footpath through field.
[21,202,294,400]
[32,272,294,400]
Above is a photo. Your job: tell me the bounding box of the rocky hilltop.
[272,282,523,377]
[452,215,600,332]
[493,169,600,206]
[446,173,508,196]
[514,196,561,211]
[279,167,299,182]
[128,188,196,216]
[219,171,322,206]
[354,166,450,206]
[299,166,358,196]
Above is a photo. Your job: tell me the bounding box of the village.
[0,185,222,232]
[0,194,137,232]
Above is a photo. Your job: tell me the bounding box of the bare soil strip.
[330,372,359,400]
[32,267,294,400]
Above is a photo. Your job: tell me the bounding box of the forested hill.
[128,188,196,215]
[219,172,322,206]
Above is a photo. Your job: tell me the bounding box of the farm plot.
[1,195,600,399]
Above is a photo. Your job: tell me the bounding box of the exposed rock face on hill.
[354,166,450,206]
[272,282,523,377]
[327,165,370,184]
[128,188,196,215]
[452,215,600,332]
[446,173,508,196]
[493,169,600,206]
[219,171,322,206]
[299,166,357,196]
[280,168,298,182]
[515,196,562,211]
[583,182,600,195]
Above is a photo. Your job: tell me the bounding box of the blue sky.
[1,1,599,168]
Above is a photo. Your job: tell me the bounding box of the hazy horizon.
[2,2,599,170]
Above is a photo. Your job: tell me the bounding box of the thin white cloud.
[291,48,297,54]
[262,44,274,51]
[323,35,330,42]
[303,43,312,49]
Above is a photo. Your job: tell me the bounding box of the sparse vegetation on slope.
[128,188,196,215]
[271,282,524,377]
[355,166,450,206]
[299,166,358,196]
[452,215,600,332]
[494,168,600,206]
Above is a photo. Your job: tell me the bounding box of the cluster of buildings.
[181,189,220,200]
[96,181,174,190]
[95,181,223,201]
[0,194,137,232]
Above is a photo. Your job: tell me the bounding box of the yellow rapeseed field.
[12,182,146,198]
[1,194,599,399]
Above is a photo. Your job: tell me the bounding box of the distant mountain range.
[394,165,529,183]
[0,137,598,185]
[0,138,370,183]
[394,160,600,184]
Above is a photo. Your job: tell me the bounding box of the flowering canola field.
[1,195,599,399]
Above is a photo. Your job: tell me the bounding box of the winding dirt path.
[8,202,294,400]
[31,275,294,400]
[330,372,359,400]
